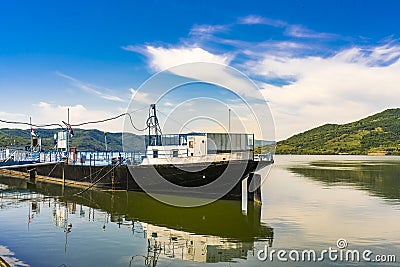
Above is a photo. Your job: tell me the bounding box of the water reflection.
[0,175,273,266]
[288,159,400,203]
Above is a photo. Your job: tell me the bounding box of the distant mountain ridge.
[276,108,400,155]
[0,128,145,151]
[3,108,399,155]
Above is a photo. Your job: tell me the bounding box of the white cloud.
[56,72,126,103]
[124,16,400,141]
[257,44,400,140]
[124,46,233,72]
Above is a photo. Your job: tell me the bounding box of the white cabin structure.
[141,133,255,165]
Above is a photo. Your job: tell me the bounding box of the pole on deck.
[30,117,33,153]
[67,108,70,162]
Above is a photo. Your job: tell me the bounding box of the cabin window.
[189,141,194,148]
[153,149,158,158]
[172,150,179,157]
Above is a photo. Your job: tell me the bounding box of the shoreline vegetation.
[274,108,400,156]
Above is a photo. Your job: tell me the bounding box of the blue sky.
[1,0,400,140]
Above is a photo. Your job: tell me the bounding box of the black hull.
[4,160,272,200]
[131,160,268,187]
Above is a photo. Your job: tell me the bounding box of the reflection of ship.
[140,222,264,263]
[0,176,274,265]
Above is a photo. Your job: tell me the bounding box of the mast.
[67,108,70,159]
[149,104,161,146]
[30,116,33,152]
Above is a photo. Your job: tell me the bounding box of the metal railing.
[0,147,40,163]
[254,152,273,162]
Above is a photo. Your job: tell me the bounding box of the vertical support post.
[62,162,65,196]
[252,133,255,161]
[29,168,36,184]
[248,173,262,205]
[89,154,92,182]
[111,165,115,191]
[242,177,248,214]
[62,163,65,185]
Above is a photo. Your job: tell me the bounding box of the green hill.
[0,128,145,151]
[276,108,400,155]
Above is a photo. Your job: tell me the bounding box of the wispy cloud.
[333,43,400,66]
[129,87,152,104]
[0,110,28,128]
[0,111,27,117]
[56,72,126,103]
[189,24,230,37]
[239,15,337,40]
[237,15,286,27]
[284,24,338,39]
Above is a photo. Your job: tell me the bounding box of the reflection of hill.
[0,175,273,243]
[288,160,400,202]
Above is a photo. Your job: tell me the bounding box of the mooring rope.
[74,163,121,196]
[75,164,109,183]
[47,162,61,177]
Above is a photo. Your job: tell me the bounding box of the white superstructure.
[141,133,255,165]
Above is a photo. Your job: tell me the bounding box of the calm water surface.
[0,155,399,266]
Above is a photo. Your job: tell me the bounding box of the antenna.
[30,116,33,152]
[228,108,231,133]
[67,108,70,159]
[148,104,162,146]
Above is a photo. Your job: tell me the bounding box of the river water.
[0,155,399,266]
